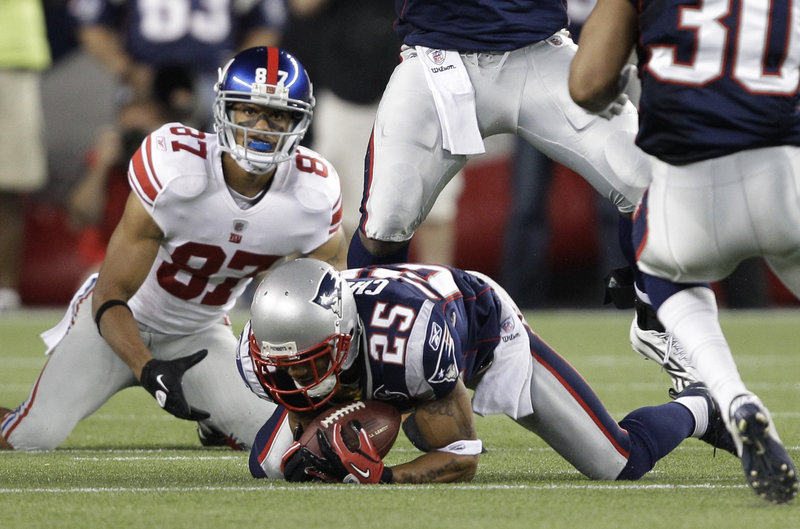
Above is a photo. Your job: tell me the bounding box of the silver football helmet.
[248,258,359,411]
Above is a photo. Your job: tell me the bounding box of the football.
[299,400,401,458]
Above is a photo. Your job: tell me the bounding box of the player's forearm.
[569,0,637,111]
[93,302,153,378]
[389,452,479,483]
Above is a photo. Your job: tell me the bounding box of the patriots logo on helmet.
[313,271,343,317]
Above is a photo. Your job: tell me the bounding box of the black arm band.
[380,467,393,484]
[94,299,132,335]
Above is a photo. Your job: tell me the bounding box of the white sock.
[674,395,708,438]
[657,286,749,422]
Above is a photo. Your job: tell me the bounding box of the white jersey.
[128,123,342,333]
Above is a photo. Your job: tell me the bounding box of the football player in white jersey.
[0,47,344,451]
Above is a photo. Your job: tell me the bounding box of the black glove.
[281,443,325,482]
[281,423,329,482]
[140,349,211,421]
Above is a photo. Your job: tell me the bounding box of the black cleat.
[731,398,798,504]
[673,383,736,456]
[197,422,245,450]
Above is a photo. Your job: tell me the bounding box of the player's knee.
[3,415,73,451]
[5,430,67,451]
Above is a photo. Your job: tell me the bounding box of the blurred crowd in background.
[1,0,792,311]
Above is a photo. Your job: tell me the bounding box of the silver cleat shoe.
[630,299,699,393]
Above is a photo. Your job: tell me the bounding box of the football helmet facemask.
[214,46,314,174]
[248,259,360,411]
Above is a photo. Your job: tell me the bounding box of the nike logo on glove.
[348,463,371,479]
[155,374,169,392]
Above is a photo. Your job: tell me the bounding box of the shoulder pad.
[127,123,211,207]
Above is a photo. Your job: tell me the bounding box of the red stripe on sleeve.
[329,195,343,234]
[129,136,160,203]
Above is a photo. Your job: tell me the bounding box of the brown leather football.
[299,400,401,458]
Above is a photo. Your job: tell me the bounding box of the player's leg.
[162,322,280,449]
[637,154,798,502]
[513,35,648,214]
[518,329,732,480]
[610,212,701,393]
[1,291,137,450]
[470,273,723,480]
[0,408,13,448]
[509,36,701,390]
[347,48,467,268]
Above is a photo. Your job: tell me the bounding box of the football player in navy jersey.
[343,0,708,403]
[238,258,736,484]
[570,0,800,504]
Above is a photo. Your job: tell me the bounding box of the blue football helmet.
[214,47,315,173]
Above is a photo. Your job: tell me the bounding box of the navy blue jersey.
[340,264,502,408]
[633,0,800,164]
[69,0,286,74]
[394,0,568,51]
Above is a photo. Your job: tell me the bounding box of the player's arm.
[569,0,638,112]
[92,192,162,377]
[388,380,480,483]
[305,226,348,270]
[93,192,210,420]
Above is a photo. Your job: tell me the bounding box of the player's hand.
[280,422,319,482]
[315,422,393,484]
[593,64,638,120]
[281,441,327,482]
[140,350,211,421]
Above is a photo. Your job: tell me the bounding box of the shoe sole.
[735,404,799,504]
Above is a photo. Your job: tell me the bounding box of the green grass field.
[1,309,798,528]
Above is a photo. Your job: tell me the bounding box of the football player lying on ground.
[236,258,736,484]
[0,47,346,451]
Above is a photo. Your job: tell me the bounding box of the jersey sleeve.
[292,146,344,243]
[405,299,462,401]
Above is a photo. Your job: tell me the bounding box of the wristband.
[380,467,393,484]
[94,299,131,335]
[436,439,483,456]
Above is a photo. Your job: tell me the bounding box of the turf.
[1,309,797,528]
